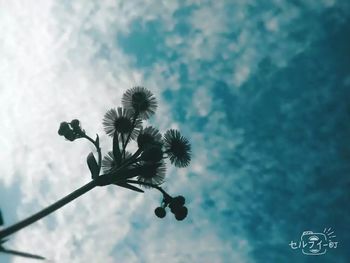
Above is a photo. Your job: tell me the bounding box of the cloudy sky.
[0,0,350,262]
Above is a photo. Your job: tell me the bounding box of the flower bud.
[175,206,188,221]
[70,119,81,131]
[58,122,70,136]
[154,207,166,218]
[173,196,185,206]
[169,196,186,212]
[64,130,76,141]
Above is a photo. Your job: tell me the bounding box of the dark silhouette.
[0,87,192,259]
[0,209,45,260]
[0,210,3,226]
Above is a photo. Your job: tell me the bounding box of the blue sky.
[0,0,350,262]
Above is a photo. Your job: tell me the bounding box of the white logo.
[289,228,338,255]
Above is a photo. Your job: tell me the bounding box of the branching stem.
[0,180,98,239]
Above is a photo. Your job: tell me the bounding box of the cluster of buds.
[57,87,192,220]
[57,119,85,141]
[155,195,188,221]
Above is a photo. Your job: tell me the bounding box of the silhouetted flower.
[58,122,70,136]
[102,151,132,173]
[174,206,188,221]
[102,151,117,173]
[102,107,142,138]
[122,87,157,119]
[64,131,76,141]
[137,126,162,149]
[172,196,185,207]
[137,161,166,187]
[140,144,163,163]
[164,129,191,167]
[70,119,82,133]
[154,207,166,218]
[58,122,80,141]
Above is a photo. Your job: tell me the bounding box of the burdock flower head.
[140,143,163,163]
[137,126,162,149]
[122,87,157,119]
[102,151,116,173]
[136,161,166,187]
[102,107,142,138]
[102,151,132,173]
[164,129,191,167]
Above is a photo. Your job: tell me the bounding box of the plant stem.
[108,147,143,177]
[121,111,138,159]
[82,133,102,175]
[121,135,126,159]
[0,248,46,260]
[0,180,98,239]
[0,170,166,239]
[126,180,172,201]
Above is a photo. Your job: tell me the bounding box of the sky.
[0,0,349,262]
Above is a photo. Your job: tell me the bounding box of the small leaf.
[114,182,144,193]
[113,132,122,165]
[87,152,99,179]
[95,134,100,147]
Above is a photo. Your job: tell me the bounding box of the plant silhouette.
[0,87,191,259]
[0,209,45,260]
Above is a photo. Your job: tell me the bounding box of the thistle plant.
[0,87,192,245]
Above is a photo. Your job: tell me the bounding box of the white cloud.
[233,66,250,87]
[192,88,212,117]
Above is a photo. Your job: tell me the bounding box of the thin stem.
[96,136,102,173]
[107,148,142,176]
[121,112,139,159]
[123,148,142,166]
[133,156,142,163]
[0,180,98,239]
[82,133,102,175]
[125,179,172,201]
[0,248,45,260]
[121,135,126,159]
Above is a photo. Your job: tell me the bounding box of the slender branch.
[125,180,172,201]
[0,180,98,239]
[121,148,142,167]
[95,136,102,173]
[0,248,45,260]
[107,148,142,176]
[121,135,126,159]
[82,134,95,145]
[121,111,139,159]
[82,133,102,174]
